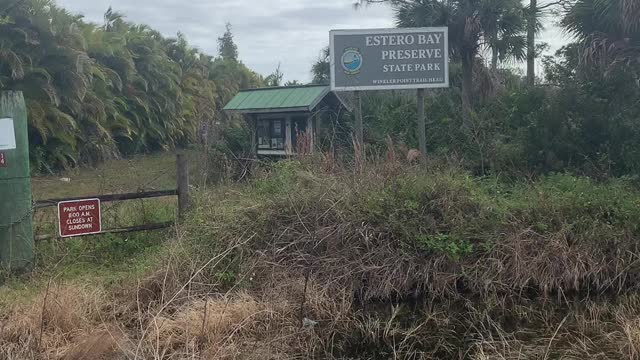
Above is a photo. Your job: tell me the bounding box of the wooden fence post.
[177,153,189,219]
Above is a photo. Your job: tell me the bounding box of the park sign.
[330,27,449,91]
[58,198,102,238]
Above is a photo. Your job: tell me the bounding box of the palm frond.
[0,47,24,79]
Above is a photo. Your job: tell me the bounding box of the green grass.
[31,151,181,240]
[0,151,187,309]
[31,152,180,200]
[0,230,166,309]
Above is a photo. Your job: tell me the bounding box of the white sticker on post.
[0,118,16,150]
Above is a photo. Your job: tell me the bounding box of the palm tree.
[1,0,261,169]
[562,0,640,75]
[363,0,526,118]
[1,0,105,167]
[484,0,527,72]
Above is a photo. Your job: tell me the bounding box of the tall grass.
[4,156,640,359]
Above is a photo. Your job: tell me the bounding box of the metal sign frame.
[330,27,450,92]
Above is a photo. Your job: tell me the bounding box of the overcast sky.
[56,0,570,82]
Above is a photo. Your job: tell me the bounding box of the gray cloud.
[57,0,394,82]
[56,0,566,82]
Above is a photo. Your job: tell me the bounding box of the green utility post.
[0,91,33,272]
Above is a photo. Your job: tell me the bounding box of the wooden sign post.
[354,91,364,145]
[417,88,427,164]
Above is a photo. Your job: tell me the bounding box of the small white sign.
[0,118,16,150]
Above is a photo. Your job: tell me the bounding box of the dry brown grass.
[6,157,640,359]
[0,282,111,359]
[61,326,130,360]
[147,293,277,358]
[5,266,640,359]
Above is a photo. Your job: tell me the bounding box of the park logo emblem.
[341,47,363,75]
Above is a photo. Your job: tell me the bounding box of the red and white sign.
[0,152,5,167]
[58,199,102,238]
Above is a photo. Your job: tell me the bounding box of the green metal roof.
[223,85,330,113]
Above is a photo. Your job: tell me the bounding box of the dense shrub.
[339,45,640,178]
[165,160,640,358]
[181,160,640,297]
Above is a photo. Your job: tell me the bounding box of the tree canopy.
[218,22,239,61]
[563,0,640,75]
[0,0,262,170]
[338,0,640,177]
[2,0,640,178]
[360,0,527,117]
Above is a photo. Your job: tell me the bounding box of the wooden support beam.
[34,190,178,209]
